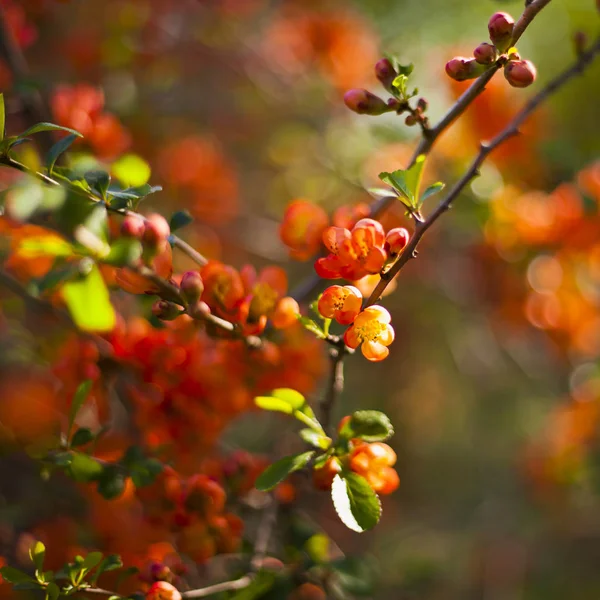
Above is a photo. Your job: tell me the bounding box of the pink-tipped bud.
[473,42,497,65]
[417,98,428,112]
[375,58,398,91]
[488,12,514,52]
[152,300,181,321]
[504,59,537,88]
[146,581,182,600]
[445,57,486,82]
[142,214,171,249]
[180,271,204,304]
[385,227,410,255]
[121,214,145,239]
[343,89,391,116]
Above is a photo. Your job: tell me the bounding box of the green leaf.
[331,556,376,596]
[255,451,315,492]
[0,93,5,142]
[108,184,161,203]
[46,133,79,173]
[29,541,46,572]
[297,315,326,339]
[97,467,126,500]
[111,154,151,187]
[229,570,275,600]
[68,379,92,437]
[255,389,305,414]
[82,551,103,572]
[169,210,194,232]
[71,427,95,448]
[391,74,408,98]
[20,122,83,139]
[379,171,411,203]
[339,410,394,443]
[420,181,445,205]
[62,264,116,332]
[331,473,381,532]
[46,581,60,600]
[299,428,331,450]
[84,171,111,200]
[16,236,74,259]
[0,566,35,584]
[379,155,426,209]
[103,238,142,267]
[67,453,104,483]
[90,554,123,585]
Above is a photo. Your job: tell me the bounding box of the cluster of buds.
[343,58,429,129]
[446,12,537,88]
[312,417,399,494]
[121,212,171,259]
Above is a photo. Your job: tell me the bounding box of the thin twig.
[321,345,346,435]
[365,36,600,307]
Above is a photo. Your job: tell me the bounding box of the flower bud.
[417,97,428,112]
[445,57,487,82]
[488,12,514,52]
[374,58,398,91]
[473,42,497,65]
[187,299,211,320]
[152,300,182,321]
[142,214,171,249]
[385,227,410,255]
[146,581,182,600]
[120,213,145,239]
[404,114,417,126]
[180,271,204,304]
[343,89,391,116]
[504,59,537,88]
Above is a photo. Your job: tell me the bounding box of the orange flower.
[279,199,329,261]
[271,296,300,329]
[317,285,362,325]
[343,305,394,361]
[200,260,245,319]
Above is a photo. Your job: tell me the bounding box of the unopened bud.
[187,300,211,320]
[180,271,204,304]
[142,214,171,249]
[445,57,487,82]
[417,98,428,112]
[152,300,181,321]
[121,214,145,239]
[488,12,514,52]
[473,42,497,65]
[375,58,398,91]
[405,114,417,126]
[504,59,537,88]
[385,227,410,255]
[343,89,391,116]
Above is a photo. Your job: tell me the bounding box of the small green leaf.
[82,551,103,572]
[29,541,46,572]
[103,238,142,267]
[297,315,326,339]
[46,581,60,600]
[67,453,104,483]
[255,389,305,414]
[169,210,194,232]
[90,554,123,585]
[71,427,95,448]
[97,467,126,500]
[20,122,83,138]
[0,93,5,142]
[379,171,411,203]
[62,264,116,332]
[299,428,331,450]
[68,379,92,436]
[420,182,445,205]
[331,473,381,532]
[84,171,111,200]
[339,410,394,443]
[0,566,36,584]
[17,236,74,259]
[255,451,315,492]
[108,184,161,203]
[46,133,79,173]
[379,154,427,209]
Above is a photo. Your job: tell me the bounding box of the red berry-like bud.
[405,114,417,126]
[417,97,428,112]
[343,89,391,116]
[385,227,410,255]
[504,59,537,88]
[146,581,182,600]
[473,42,497,65]
[374,58,398,91]
[445,57,487,82]
[121,214,145,238]
[143,214,171,248]
[152,300,181,321]
[488,12,515,52]
[187,299,211,320]
[180,271,204,304]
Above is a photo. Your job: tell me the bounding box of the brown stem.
[366,36,600,307]
[321,345,346,435]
